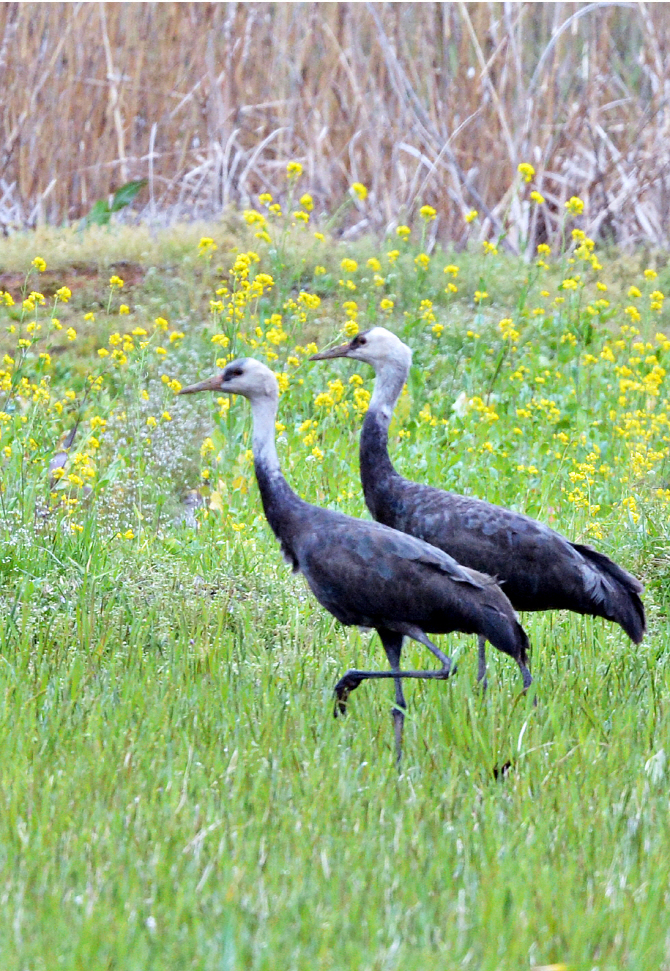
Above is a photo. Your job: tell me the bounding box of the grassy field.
[1,184,670,970]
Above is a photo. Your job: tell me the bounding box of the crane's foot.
[333,670,366,717]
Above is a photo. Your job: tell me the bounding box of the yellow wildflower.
[565,196,584,215]
[353,387,371,413]
[298,291,320,310]
[351,182,367,201]
[32,257,47,272]
[197,237,217,255]
[287,161,303,179]
[465,209,478,223]
[419,204,436,221]
[517,162,535,182]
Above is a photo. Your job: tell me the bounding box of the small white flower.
[644,748,666,784]
[451,391,469,418]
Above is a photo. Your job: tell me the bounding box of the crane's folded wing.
[299,514,490,589]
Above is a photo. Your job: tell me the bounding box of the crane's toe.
[333,670,366,717]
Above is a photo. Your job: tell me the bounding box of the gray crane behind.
[179,358,531,762]
[311,327,645,686]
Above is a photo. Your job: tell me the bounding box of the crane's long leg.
[477,635,488,691]
[333,626,455,721]
[410,626,533,699]
[379,629,406,766]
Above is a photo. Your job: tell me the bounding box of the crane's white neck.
[250,393,281,475]
[369,360,409,428]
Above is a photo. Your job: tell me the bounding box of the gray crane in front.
[179,358,531,762]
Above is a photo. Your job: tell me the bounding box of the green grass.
[1,217,670,970]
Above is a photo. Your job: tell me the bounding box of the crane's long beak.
[310,341,352,361]
[178,374,223,394]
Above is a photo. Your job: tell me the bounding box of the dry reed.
[1,2,670,251]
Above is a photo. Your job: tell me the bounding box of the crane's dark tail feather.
[572,543,646,644]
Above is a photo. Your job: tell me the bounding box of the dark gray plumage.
[312,327,645,686]
[179,357,531,761]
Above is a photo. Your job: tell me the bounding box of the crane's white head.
[178,357,278,401]
[310,327,412,373]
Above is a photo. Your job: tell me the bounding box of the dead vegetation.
[1,3,670,251]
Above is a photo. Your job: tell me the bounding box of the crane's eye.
[224,367,244,380]
[352,335,367,347]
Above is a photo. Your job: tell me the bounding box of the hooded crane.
[312,327,645,686]
[179,358,531,762]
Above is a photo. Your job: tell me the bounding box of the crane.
[179,357,531,762]
[312,327,645,686]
